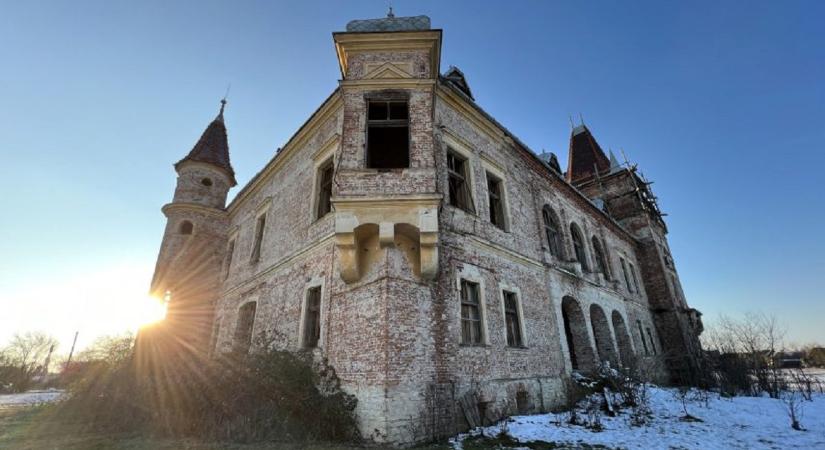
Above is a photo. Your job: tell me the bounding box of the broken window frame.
[250,213,266,263]
[629,262,641,294]
[224,239,235,280]
[620,257,633,293]
[637,320,650,356]
[365,97,410,169]
[447,149,475,213]
[303,286,322,348]
[486,172,506,230]
[646,327,657,355]
[542,206,562,258]
[570,224,589,271]
[460,279,484,345]
[591,236,610,279]
[315,159,334,219]
[502,290,523,348]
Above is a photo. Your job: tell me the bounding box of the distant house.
[775,351,804,369]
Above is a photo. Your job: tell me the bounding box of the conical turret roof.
[175,100,236,185]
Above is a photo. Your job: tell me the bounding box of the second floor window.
[460,279,483,345]
[316,160,334,218]
[224,239,235,279]
[620,257,633,293]
[486,173,506,229]
[503,291,523,347]
[366,100,409,169]
[304,286,321,348]
[629,262,641,293]
[592,237,610,278]
[447,150,475,213]
[250,214,266,263]
[637,320,650,355]
[542,206,562,257]
[570,224,588,271]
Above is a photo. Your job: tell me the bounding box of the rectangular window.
[316,160,334,219]
[646,327,657,355]
[620,257,633,293]
[224,239,235,279]
[304,286,321,348]
[209,322,220,355]
[250,214,266,263]
[366,100,409,169]
[233,302,257,353]
[629,263,641,294]
[637,320,649,355]
[460,279,483,345]
[486,172,506,229]
[503,291,523,347]
[447,150,475,213]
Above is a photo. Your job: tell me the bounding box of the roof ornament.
[387,5,395,18]
[217,83,230,121]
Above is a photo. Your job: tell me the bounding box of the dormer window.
[366,100,409,169]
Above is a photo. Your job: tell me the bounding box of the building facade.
[149,13,703,445]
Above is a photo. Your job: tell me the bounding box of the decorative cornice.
[333,30,442,79]
[162,202,227,218]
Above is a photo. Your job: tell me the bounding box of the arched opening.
[591,236,610,278]
[611,311,634,368]
[561,296,596,372]
[542,205,563,258]
[201,177,213,187]
[179,220,193,235]
[589,304,618,366]
[570,223,588,270]
[233,301,257,353]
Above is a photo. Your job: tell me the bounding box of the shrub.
[58,325,360,444]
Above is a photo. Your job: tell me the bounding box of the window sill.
[459,343,490,348]
[506,345,529,351]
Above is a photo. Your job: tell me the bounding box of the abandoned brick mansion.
[149,13,703,445]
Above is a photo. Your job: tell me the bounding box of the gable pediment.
[363,61,414,79]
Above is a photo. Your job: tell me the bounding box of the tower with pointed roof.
[149,100,236,353]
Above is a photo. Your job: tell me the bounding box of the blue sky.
[1,1,823,351]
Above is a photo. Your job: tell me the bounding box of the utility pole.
[64,331,79,372]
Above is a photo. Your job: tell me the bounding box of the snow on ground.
[0,389,64,409]
[453,387,825,450]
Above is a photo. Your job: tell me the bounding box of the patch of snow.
[0,389,65,409]
[452,387,825,449]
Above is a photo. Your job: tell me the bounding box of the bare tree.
[75,332,135,365]
[0,331,59,392]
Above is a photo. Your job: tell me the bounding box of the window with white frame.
[460,279,484,345]
[447,149,475,213]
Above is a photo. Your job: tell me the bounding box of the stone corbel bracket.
[333,194,442,283]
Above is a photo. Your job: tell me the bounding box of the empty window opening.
[201,177,213,187]
[250,214,266,263]
[629,263,641,293]
[592,237,610,278]
[304,286,321,348]
[620,257,633,293]
[646,327,657,355]
[542,206,562,257]
[516,391,529,414]
[179,220,193,235]
[570,224,588,270]
[233,302,257,353]
[460,279,483,345]
[224,239,235,280]
[366,100,409,169]
[637,320,650,356]
[209,322,220,355]
[316,160,334,218]
[486,173,506,229]
[447,150,475,213]
[503,291,523,347]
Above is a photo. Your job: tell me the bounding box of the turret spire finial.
[387,5,395,18]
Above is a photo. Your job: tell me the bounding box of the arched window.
[570,224,588,270]
[179,220,193,235]
[542,206,562,257]
[233,302,257,353]
[591,236,609,278]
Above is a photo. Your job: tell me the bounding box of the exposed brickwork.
[149,17,701,446]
